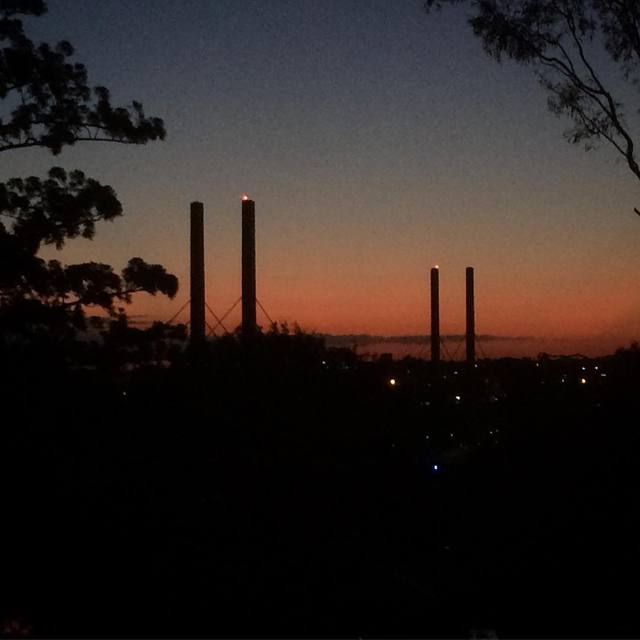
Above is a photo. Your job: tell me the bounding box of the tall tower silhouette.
[430,266,440,365]
[466,266,475,365]
[241,196,257,337]
[190,201,205,344]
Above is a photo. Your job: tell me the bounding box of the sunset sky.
[3,0,640,351]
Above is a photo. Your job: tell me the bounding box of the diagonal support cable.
[205,319,216,336]
[205,302,229,335]
[441,339,454,362]
[256,298,274,326]
[166,299,190,325]
[450,336,465,361]
[208,296,242,335]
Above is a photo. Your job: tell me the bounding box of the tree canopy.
[0,0,176,337]
[0,0,165,153]
[425,0,640,205]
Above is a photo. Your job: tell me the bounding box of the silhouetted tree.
[425,0,640,210]
[0,0,175,335]
[0,0,164,153]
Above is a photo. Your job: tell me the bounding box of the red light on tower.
[242,194,249,201]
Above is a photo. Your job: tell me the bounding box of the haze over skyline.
[3,0,639,351]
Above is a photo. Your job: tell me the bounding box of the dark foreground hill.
[1,335,639,637]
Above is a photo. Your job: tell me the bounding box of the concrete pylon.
[241,197,257,337]
[190,201,205,345]
[430,266,440,365]
[466,266,475,365]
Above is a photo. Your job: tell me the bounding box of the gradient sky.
[3,0,640,350]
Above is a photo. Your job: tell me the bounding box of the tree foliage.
[0,167,178,332]
[425,0,640,197]
[0,1,176,336]
[0,0,165,153]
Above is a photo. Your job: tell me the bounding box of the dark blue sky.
[4,0,639,346]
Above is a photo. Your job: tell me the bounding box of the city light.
[389,378,397,387]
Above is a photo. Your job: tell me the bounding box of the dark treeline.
[1,326,639,638]
[322,333,532,348]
